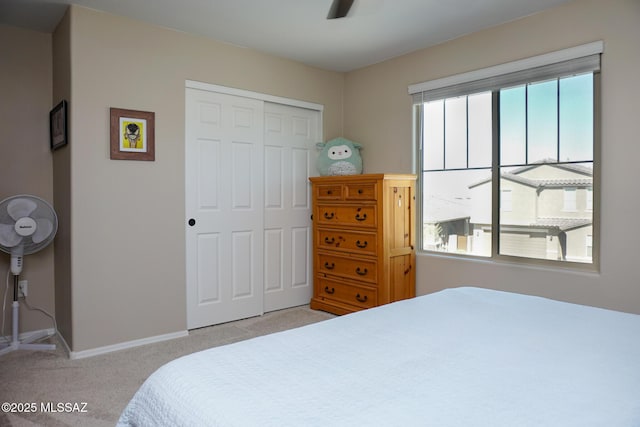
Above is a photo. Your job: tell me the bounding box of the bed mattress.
[118,287,640,426]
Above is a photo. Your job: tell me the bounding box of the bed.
[117,287,640,426]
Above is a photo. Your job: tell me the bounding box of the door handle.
[188,218,196,226]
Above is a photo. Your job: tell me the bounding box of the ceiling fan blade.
[7,197,37,221]
[0,223,22,248]
[32,218,54,244]
[327,0,354,19]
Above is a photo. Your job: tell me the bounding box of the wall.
[51,10,72,348]
[64,6,344,352]
[344,0,640,313]
[0,25,55,333]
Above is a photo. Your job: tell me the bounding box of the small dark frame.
[50,100,68,150]
[110,107,155,161]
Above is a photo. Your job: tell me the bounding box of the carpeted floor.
[0,305,335,427]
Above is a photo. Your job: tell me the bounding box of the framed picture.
[50,100,68,150]
[110,107,155,161]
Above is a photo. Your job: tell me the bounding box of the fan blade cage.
[0,195,58,255]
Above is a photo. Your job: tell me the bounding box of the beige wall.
[0,25,55,333]
[52,11,73,348]
[64,6,344,351]
[345,0,640,313]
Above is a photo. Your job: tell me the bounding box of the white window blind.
[409,41,603,103]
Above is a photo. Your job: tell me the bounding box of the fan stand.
[0,274,56,356]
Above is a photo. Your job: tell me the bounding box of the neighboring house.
[426,161,593,263]
[423,194,471,251]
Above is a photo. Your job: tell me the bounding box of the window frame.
[412,70,600,271]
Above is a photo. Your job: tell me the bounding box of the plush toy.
[316,137,363,176]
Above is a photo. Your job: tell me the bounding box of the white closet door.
[186,88,264,329]
[263,103,320,311]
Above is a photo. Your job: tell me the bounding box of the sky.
[500,73,593,165]
[424,72,593,171]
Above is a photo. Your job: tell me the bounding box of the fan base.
[0,340,56,355]
[0,301,56,356]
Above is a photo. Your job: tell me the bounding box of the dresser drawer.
[316,228,377,256]
[315,184,343,200]
[316,205,377,228]
[316,276,377,309]
[318,252,377,284]
[344,182,377,201]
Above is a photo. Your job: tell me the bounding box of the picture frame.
[110,107,155,161]
[50,100,68,150]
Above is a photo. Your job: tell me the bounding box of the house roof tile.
[533,217,592,231]
[469,160,593,189]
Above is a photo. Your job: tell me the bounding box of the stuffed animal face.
[327,144,354,160]
[316,137,363,176]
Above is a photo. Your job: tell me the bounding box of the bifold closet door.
[186,88,264,329]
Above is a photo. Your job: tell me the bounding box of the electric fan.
[0,195,58,355]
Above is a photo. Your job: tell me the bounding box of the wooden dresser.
[309,174,416,315]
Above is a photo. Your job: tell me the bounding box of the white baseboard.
[69,330,189,359]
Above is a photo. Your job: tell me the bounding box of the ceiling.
[0,0,573,72]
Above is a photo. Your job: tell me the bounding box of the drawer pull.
[324,236,335,244]
[324,262,335,270]
[355,213,367,221]
[357,189,363,194]
[356,293,368,303]
[324,212,335,220]
[324,286,335,294]
[355,267,368,276]
[355,240,368,248]
[327,190,333,195]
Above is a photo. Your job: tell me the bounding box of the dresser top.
[309,173,416,183]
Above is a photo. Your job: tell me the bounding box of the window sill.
[417,250,600,275]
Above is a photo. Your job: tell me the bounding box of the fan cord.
[1,268,8,343]
[22,295,58,342]
[1,266,59,344]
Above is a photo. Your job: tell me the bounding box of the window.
[501,189,512,212]
[563,187,577,212]
[410,42,601,265]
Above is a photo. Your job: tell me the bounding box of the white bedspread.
[117,287,640,426]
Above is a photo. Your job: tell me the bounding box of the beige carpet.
[0,306,335,427]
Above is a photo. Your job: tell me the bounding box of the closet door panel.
[263,103,320,311]
[186,88,264,329]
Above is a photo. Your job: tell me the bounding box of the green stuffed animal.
[316,137,363,176]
